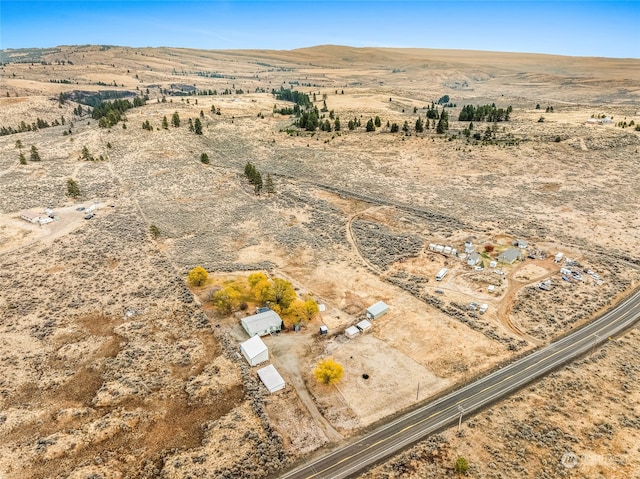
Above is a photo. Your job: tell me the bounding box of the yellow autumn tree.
[314,358,344,385]
[211,284,240,314]
[286,297,319,326]
[248,272,271,304]
[187,266,208,286]
[266,278,296,309]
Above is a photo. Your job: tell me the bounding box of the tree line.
[458,104,512,122]
[92,96,147,128]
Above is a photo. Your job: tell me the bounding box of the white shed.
[257,364,285,393]
[366,301,389,320]
[241,310,283,337]
[345,326,360,339]
[554,252,564,263]
[239,335,268,366]
[356,319,372,332]
[479,304,488,314]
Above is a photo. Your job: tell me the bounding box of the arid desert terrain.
[0,45,639,478]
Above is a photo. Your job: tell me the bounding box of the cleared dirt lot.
[0,45,639,478]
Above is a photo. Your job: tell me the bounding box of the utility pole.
[591,333,599,357]
[457,405,464,434]
[416,382,420,400]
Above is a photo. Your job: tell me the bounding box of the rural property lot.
[0,45,639,478]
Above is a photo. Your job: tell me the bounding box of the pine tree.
[200,153,210,164]
[253,171,263,195]
[366,118,375,132]
[415,117,424,132]
[265,174,275,195]
[171,112,180,127]
[194,118,203,134]
[374,116,381,127]
[334,117,341,131]
[30,145,41,161]
[19,152,27,165]
[66,178,81,198]
[162,116,169,129]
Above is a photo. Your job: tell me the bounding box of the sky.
[1,0,639,58]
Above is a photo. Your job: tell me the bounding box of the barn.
[241,310,283,337]
[257,364,286,393]
[239,335,268,366]
[366,301,389,320]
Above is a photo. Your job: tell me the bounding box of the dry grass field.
[0,45,639,478]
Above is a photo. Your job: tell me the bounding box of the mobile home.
[436,268,448,281]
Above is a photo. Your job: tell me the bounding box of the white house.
[241,310,283,337]
[467,252,482,266]
[239,335,269,366]
[257,364,286,393]
[20,211,40,223]
[366,301,389,320]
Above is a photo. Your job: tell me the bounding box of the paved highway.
[278,289,640,479]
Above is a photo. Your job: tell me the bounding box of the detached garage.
[257,364,286,393]
[366,301,389,320]
[239,335,269,366]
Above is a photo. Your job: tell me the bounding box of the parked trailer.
[436,268,448,281]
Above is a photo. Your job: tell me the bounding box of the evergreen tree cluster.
[296,107,320,131]
[273,104,299,116]
[92,96,147,128]
[1,116,67,136]
[272,88,312,109]
[426,104,440,119]
[244,161,263,194]
[458,104,512,122]
[347,117,361,130]
[244,162,275,195]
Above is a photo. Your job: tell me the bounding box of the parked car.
[76,206,85,211]
[84,214,94,220]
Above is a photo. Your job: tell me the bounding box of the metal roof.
[257,364,285,393]
[366,301,389,317]
[241,310,282,336]
[239,335,268,359]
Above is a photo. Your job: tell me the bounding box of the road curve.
[276,289,640,479]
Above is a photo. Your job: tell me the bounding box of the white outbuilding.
[345,326,360,339]
[257,364,285,393]
[356,319,372,333]
[366,301,389,320]
[241,310,283,337]
[239,335,269,366]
